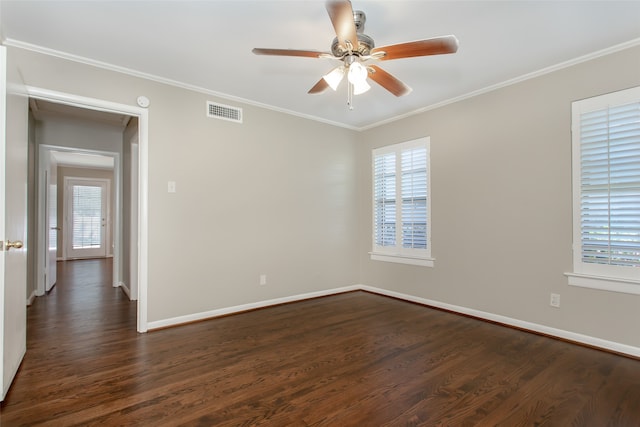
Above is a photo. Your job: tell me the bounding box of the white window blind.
[72,184,103,249]
[401,147,428,249]
[372,138,432,266]
[374,151,396,247]
[580,102,640,267]
[570,86,640,289]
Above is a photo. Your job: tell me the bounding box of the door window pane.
[72,185,103,249]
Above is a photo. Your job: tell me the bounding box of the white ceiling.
[2,0,640,129]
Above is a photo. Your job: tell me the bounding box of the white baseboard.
[147,285,360,330]
[26,291,36,306]
[360,285,640,358]
[118,281,131,298]
[146,284,640,358]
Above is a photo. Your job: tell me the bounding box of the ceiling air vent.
[207,101,243,123]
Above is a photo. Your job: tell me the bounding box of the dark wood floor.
[1,259,639,426]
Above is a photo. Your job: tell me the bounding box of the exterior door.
[65,178,108,259]
[0,46,28,401]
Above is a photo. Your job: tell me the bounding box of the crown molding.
[4,37,640,133]
[2,38,360,131]
[359,37,640,131]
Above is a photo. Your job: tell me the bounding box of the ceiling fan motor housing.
[331,10,374,57]
[353,10,366,31]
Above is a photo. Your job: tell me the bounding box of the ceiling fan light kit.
[253,0,459,109]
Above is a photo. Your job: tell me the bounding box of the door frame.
[35,146,58,295]
[128,135,139,301]
[36,146,120,293]
[27,86,149,333]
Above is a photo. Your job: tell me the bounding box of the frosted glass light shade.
[352,79,371,95]
[348,62,368,85]
[323,67,345,91]
[347,62,370,95]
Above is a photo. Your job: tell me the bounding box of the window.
[371,137,433,267]
[567,86,640,294]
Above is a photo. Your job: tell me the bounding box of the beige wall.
[7,46,361,323]
[35,115,124,153]
[358,45,640,348]
[9,43,640,349]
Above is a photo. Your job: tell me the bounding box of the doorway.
[37,145,120,293]
[27,87,149,332]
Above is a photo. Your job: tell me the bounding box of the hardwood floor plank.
[1,259,639,426]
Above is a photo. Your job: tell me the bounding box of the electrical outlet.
[259,274,267,286]
[550,293,560,308]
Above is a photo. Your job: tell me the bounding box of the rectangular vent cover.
[207,101,243,123]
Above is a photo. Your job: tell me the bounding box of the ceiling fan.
[252,0,459,108]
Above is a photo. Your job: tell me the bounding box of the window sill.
[565,272,640,295]
[370,252,434,267]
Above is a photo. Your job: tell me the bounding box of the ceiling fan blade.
[368,65,412,97]
[308,78,330,94]
[326,0,358,52]
[371,35,459,61]
[252,48,328,58]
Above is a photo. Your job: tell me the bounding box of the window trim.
[568,86,640,294]
[370,137,433,267]
[565,272,640,295]
[369,252,435,267]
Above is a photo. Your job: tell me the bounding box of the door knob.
[5,240,24,250]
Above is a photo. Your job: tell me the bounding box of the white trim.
[147,286,360,330]
[137,109,149,332]
[26,86,143,117]
[7,37,640,132]
[566,273,640,295]
[26,86,149,333]
[145,283,640,358]
[118,281,131,299]
[359,285,640,358]
[370,253,434,267]
[128,136,139,302]
[27,291,36,306]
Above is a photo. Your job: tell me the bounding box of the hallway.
[1,258,138,424]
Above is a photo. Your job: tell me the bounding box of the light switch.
[168,181,176,193]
